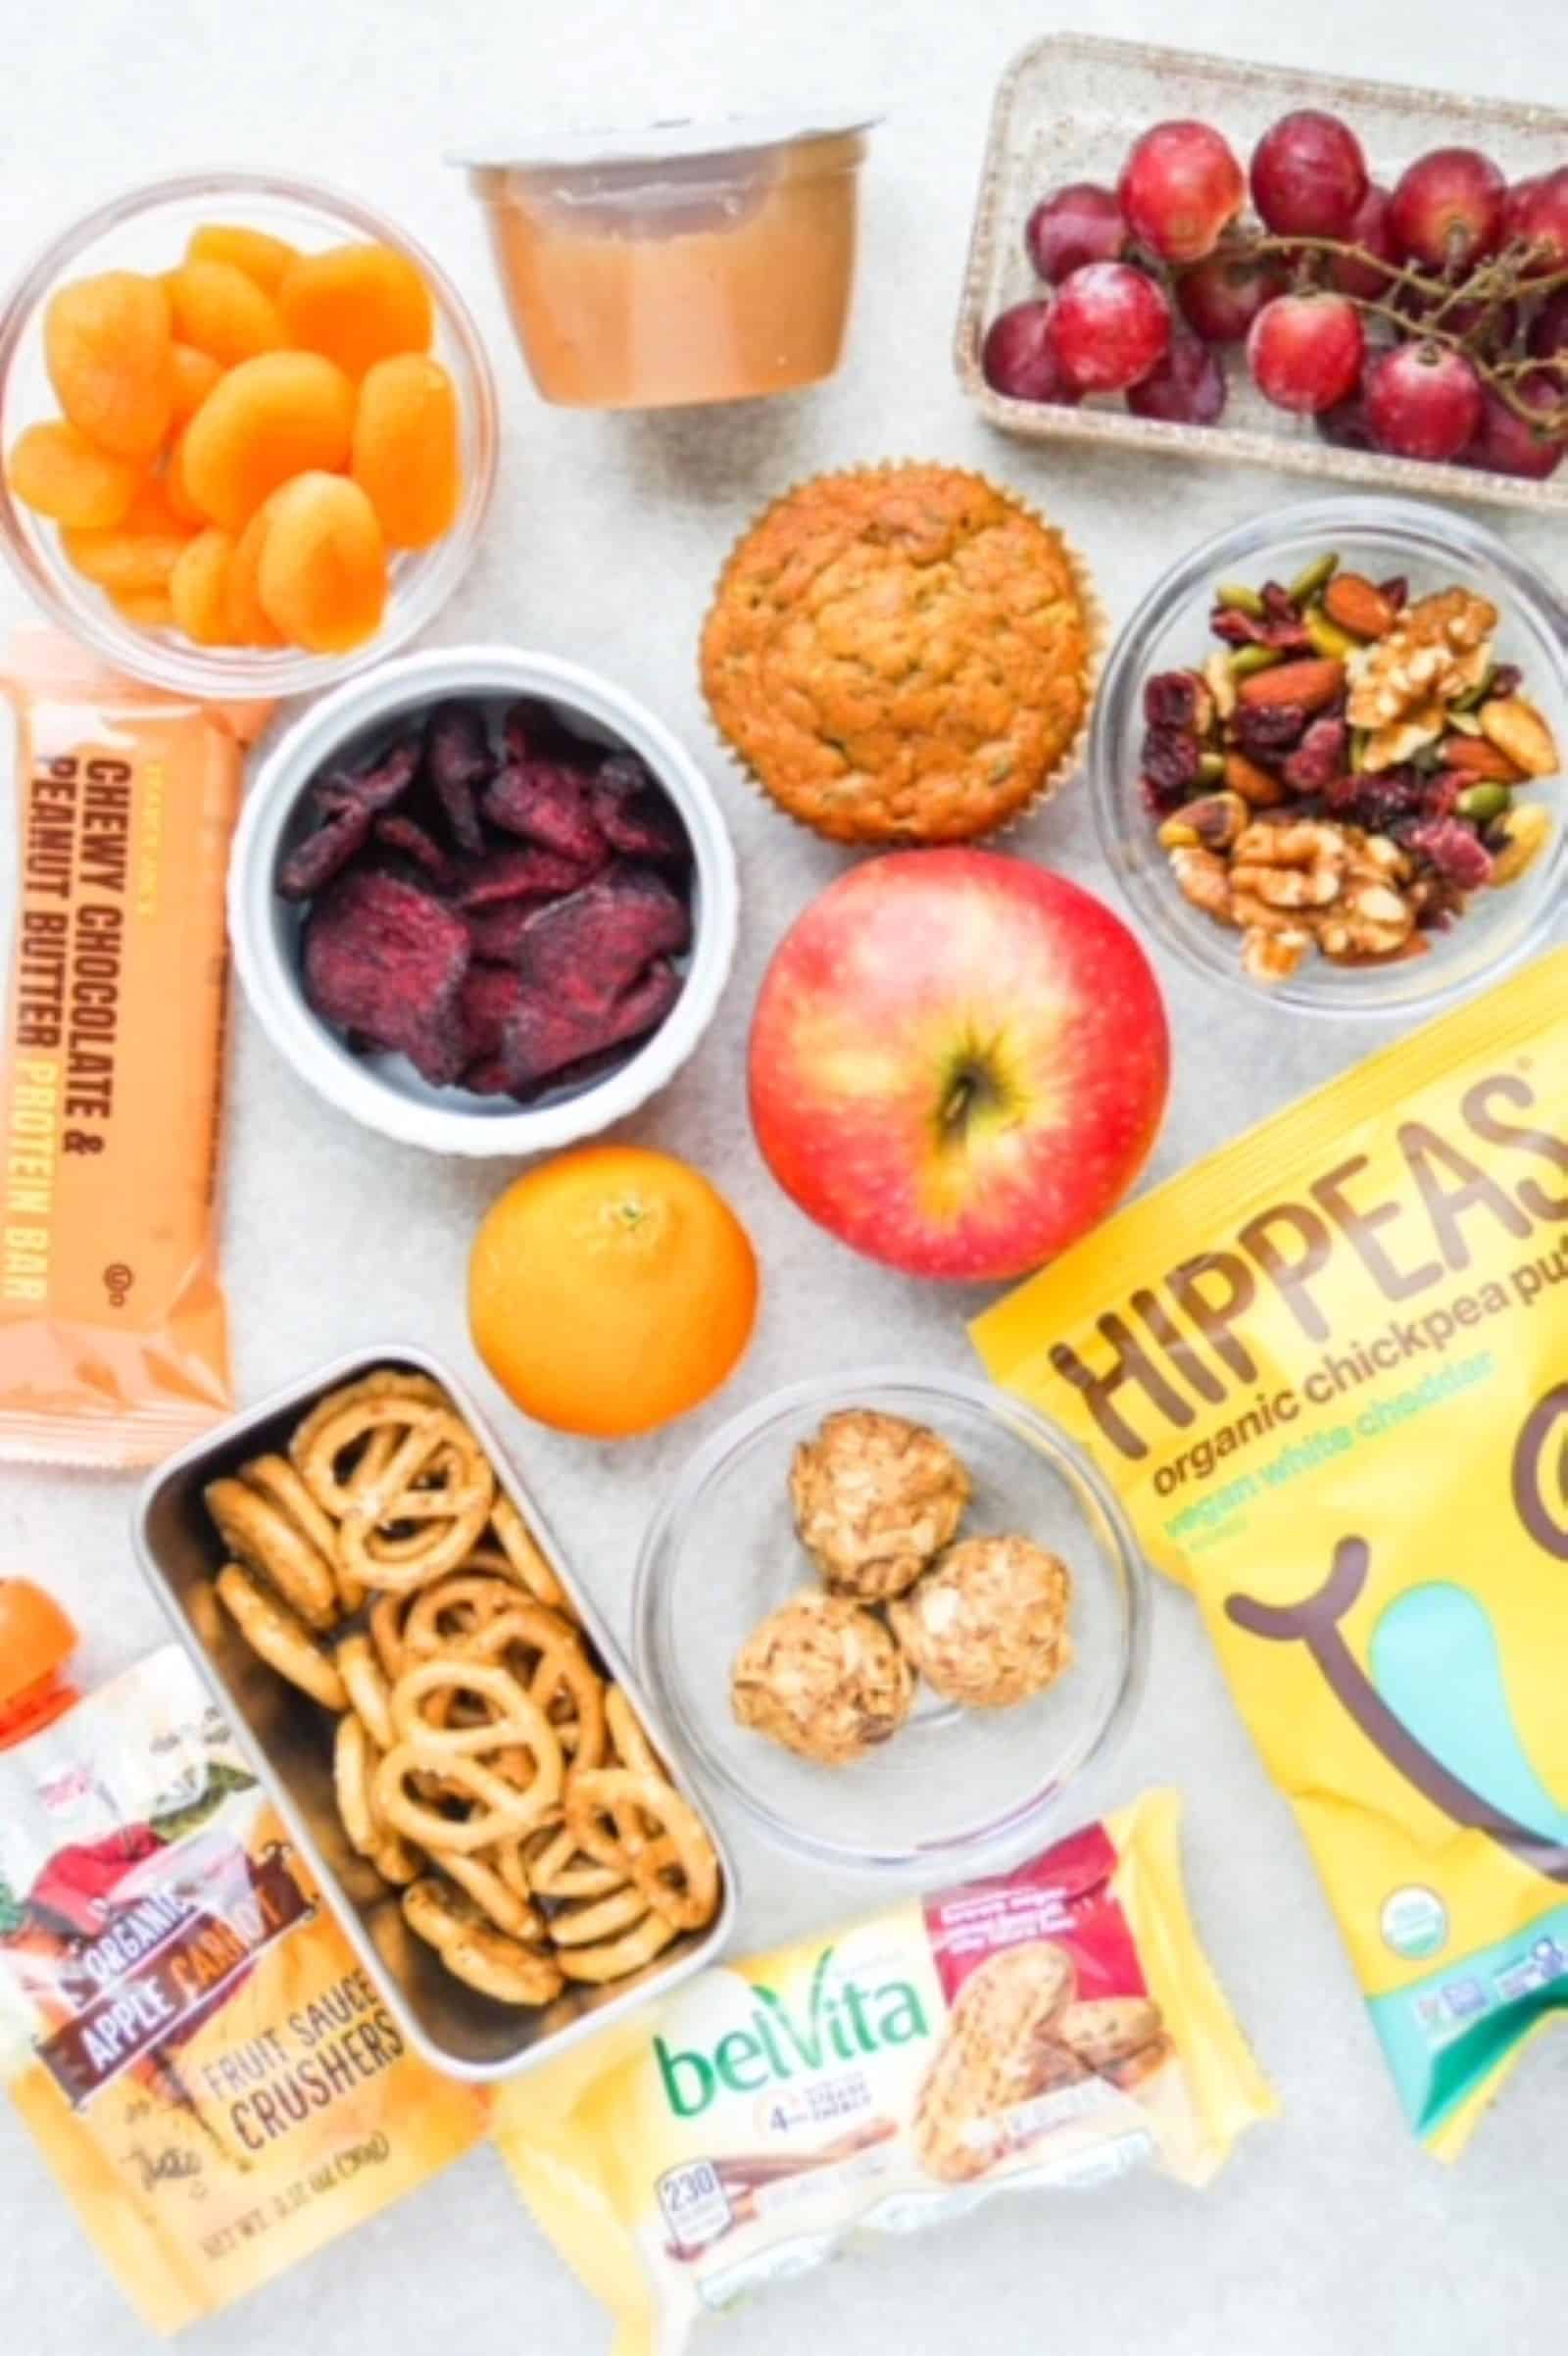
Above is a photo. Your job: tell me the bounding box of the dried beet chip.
[590,755,691,867]
[453,844,595,909]
[278,800,374,900]
[482,760,610,867]
[509,863,692,1007]
[503,696,588,766]
[466,900,546,963]
[425,702,494,855]
[303,867,470,1088]
[458,962,526,1070]
[312,732,422,817]
[468,957,684,1096]
[374,813,455,884]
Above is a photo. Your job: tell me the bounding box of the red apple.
[748,850,1170,1283]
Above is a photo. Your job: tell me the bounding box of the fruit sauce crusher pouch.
[0,1644,485,2331]
[975,948,1568,2157]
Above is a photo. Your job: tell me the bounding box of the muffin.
[790,1407,970,1601]
[701,463,1098,845]
[731,1590,915,1766]
[890,1535,1073,1709]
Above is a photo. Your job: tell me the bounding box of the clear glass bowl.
[1089,496,1568,1019]
[0,172,498,696]
[634,1369,1148,1877]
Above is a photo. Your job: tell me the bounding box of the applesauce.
[460,118,874,409]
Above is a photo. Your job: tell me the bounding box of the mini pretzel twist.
[564,1767,721,1932]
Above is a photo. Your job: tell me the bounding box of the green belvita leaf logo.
[1512,1384,1568,1562]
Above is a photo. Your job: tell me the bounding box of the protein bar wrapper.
[0,1643,487,2332]
[974,948,1568,2159]
[495,1791,1273,2356]
[0,630,260,1466]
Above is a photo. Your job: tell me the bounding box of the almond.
[1223,750,1288,806]
[1236,657,1346,713]
[1438,733,1524,782]
[1479,695,1559,781]
[1323,572,1399,640]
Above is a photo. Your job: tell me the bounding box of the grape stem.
[1216,230,1568,438]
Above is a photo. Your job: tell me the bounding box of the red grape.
[1250,110,1368,238]
[1389,147,1507,271]
[1125,330,1227,424]
[1461,376,1564,481]
[1316,392,1377,451]
[1025,183,1127,282]
[1176,249,1287,343]
[1529,288,1568,360]
[1118,121,1245,265]
[1247,292,1366,415]
[1504,174,1544,243]
[1046,263,1172,393]
[1364,342,1484,461]
[1329,185,1398,301]
[1517,169,1568,271]
[981,301,1081,404]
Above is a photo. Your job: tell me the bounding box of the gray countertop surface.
[1,0,1563,2349]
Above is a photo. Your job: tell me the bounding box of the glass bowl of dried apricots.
[0,172,498,695]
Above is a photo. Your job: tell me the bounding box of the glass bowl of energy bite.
[1091,497,1568,1016]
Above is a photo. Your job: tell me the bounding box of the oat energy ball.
[790,1408,970,1601]
[701,464,1096,845]
[731,1592,915,1766]
[890,1536,1073,1709]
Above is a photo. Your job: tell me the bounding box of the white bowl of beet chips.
[230,645,740,1154]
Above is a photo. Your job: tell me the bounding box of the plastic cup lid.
[449,108,880,172]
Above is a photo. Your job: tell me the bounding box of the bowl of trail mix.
[1091,496,1568,1012]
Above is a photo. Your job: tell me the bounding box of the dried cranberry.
[1283,716,1348,794]
[1419,771,1465,821]
[1233,703,1309,756]
[1406,817,1494,890]
[1144,671,1204,729]
[1325,766,1424,832]
[1490,663,1522,699]
[1378,575,1409,612]
[1141,726,1205,797]
[1210,607,1311,652]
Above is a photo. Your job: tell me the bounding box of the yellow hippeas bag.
[974,948,1568,2160]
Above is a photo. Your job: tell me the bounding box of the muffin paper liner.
[699,460,1108,849]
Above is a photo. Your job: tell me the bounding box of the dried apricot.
[185,222,299,297]
[6,419,140,527]
[180,350,355,529]
[223,503,285,646]
[169,342,223,425]
[109,586,175,629]
[170,527,235,645]
[63,479,194,596]
[257,472,386,653]
[163,427,209,527]
[45,270,172,459]
[351,354,462,548]
[277,244,433,379]
[168,260,285,367]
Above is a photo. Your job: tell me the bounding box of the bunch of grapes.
[982,112,1568,482]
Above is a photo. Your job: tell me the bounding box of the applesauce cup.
[454,114,877,409]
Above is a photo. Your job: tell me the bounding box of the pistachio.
[1198,749,1227,785]
[1214,580,1267,618]
[1304,607,1362,662]
[1456,782,1510,825]
[1230,643,1284,680]
[1288,552,1340,606]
